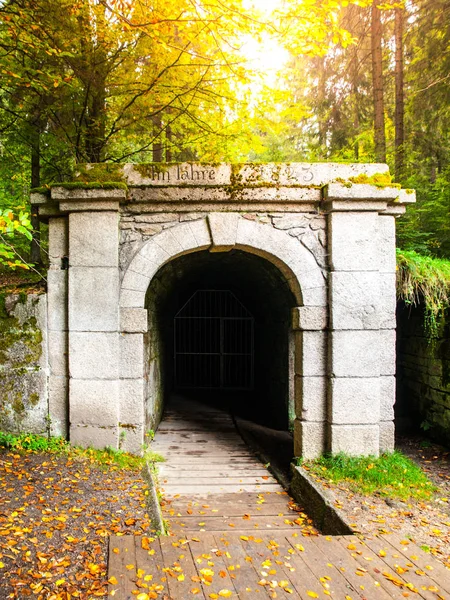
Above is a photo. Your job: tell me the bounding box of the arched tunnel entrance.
[145,249,297,432]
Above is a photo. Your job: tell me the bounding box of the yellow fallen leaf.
[108,576,118,585]
[379,550,386,557]
[125,564,135,570]
[178,574,185,581]
[55,579,65,586]
[209,594,219,599]
[137,594,150,600]
[218,590,233,598]
[307,592,319,598]
[0,562,4,569]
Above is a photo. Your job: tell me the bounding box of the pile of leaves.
[0,433,153,599]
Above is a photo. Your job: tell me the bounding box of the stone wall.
[396,304,450,445]
[119,211,327,276]
[0,292,48,434]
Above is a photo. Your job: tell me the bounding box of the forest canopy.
[0,0,449,267]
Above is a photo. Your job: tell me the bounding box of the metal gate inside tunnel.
[174,290,254,390]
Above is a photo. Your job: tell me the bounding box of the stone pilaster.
[292,306,328,459]
[52,187,125,449]
[47,217,69,437]
[325,183,403,456]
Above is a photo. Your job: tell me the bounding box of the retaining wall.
[396,303,450,445]
[0,292,49,434]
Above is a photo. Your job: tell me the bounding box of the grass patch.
[0,431,144,470]
[396,249,450,338]
[300,451,436,501]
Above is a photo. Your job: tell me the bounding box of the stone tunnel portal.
[145,250,297,431]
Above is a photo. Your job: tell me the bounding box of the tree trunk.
[166,125,173,162]
[371,1,386,162]
[316,56,327,156]
[152,114,163,162]
[30,127,42,265]
[394,6,405,180]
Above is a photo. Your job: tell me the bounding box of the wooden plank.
[159,468,272,477]
[336,535,424,600]
[161,484,283,494]
[166,515,305,532]
[283,534,361,598]
[188,532,240,598]
[159,535,207,600]
[134,534,168,598]
[379,532,450,595]
[363,535,444,600]
[311,535,393,600]
[107,535,137,600]
[163,503,301,518]
[159,477,278,485]
[213,532,274,600]
[246,533,317,599]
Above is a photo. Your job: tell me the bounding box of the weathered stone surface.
[329,271,379,330]
[48,217,68,266]
[292,306,328,331]
[330,424,380,456]
[295,376,327,421]
[47,270,68,331]
[325,182,401,202]
[120,333,144,379]
[70,424,119,449]
[328,212,379,272]
[295,331,327,376]
[380,376,396,421]
[52,187,126,202]
[120,308,148,333]
[208,212,239,252]
[293,420,326,459]
[69,332,119,379]
[379,329,396,376]
[378,273,397,329]
[69,212,119,267]
[119,379,145,424]
[68,267,119,331]
[48,376,68,437]
[48,330,68,376]
[123,162,231,186]
[330,378,380,424]
[378,215,396,273]
[272,214,311,230]
[121,269,151,293]
[379,421,395,453]
[120,425,145,454]
[237,162,389,187]
[70,379,119,426]
[330,331,380,377]
[0,293,48,435]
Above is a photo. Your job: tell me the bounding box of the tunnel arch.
[118,214,328,455]
[119,215,327,310]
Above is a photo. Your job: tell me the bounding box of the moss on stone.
[347,172,401,189]
[73,163,126,183]
[53,181,128,191]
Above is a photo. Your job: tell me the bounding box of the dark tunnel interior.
[146,249,297,430]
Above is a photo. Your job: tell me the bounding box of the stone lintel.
[60,200,120,212]
[51,187,127,202]
[30,192,49,205]
[325,182,402,202]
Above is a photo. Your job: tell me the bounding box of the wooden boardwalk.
[108,400,450,599]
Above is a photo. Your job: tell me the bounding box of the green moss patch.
[396,249,450,338]
[54,181,128,191]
